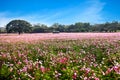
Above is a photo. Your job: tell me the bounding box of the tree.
[6,20,32,35]
[51,23,65,32]
[0,28,1,33]
[32,24,48,33]
[0,27,6,33]
[51,23,59,31]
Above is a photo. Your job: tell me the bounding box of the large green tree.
[6,20,32,35]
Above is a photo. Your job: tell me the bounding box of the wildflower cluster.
[0,33,120,79]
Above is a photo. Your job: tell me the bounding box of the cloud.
[0,12,11,27]
[0,0,105,27]
[76,0,106,23]
[0,12,50,27]
[0,11,64,27]
[39,0,106,25]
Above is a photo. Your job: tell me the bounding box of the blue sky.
[0,0,120,27]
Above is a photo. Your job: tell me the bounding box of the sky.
[0,0,120,27]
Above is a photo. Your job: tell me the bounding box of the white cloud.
[0,0,105,27]
[0,12,11,27]
[77,0,106,23]
[0,12,49,27]
[40,0,106,25]
[0,11,64,27]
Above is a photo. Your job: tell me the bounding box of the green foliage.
[32,24,48,33]
[33,21,120,33]
[6,20,32,34]
[4,20,120,33]
[0,39,120,79]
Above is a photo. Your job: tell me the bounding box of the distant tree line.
[0,20,120,34]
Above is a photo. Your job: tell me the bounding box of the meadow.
[0,33,120,80]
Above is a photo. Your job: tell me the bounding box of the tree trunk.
[18,31,20,35]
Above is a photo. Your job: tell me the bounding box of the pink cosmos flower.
[105,68,113,75]
[9,64,13,66]
[59,57,68,64]
[112,65,120,74]
[85,68,91,74]
[22,66,27,72]
[40,66,46,73]
[18,53,22,58]
[2,53,7,58]
[95,77,99,80]
[72,72,77,79]
[24,59,28,64]
[17,61,22,65]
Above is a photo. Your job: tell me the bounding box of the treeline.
[32,21,120,33]
[1,20,120,33]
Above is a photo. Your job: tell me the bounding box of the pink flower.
[17,61,22,65]
[18,53,22,58]
[2,53,7,59]
[22,66,27,72]
[40,66,46,73]
[24,59,28,64]
[59,57,68,64]
[80,67,91,76]
[85,68,91,74]
[35,63,39,69]
[9,64,13,66]
[84,77,88,80]
[112,66,120,74]
[62,68,66,70]
[95,77,99,80]
[93,64,98,67]
[72,72,77,79]
[105,68,113,75]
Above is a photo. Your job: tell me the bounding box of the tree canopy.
[31,21,120,33]
[6,20,32,34]
[2,20,120,34]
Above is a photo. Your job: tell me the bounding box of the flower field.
[0,33,120,80]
